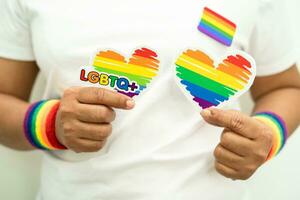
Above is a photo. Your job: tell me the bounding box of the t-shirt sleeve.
[0,0,35,61]
[246,0,299,76]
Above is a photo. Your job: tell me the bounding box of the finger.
[75,122,112,141]
[77,87,135,109]
[215,161,239,179]
[73,139,106,153]
[214,144,245,169]
[76,103,115,123]
[220,129,254,156]
[201,108,259,139]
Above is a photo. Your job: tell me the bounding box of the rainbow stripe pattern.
[198,7,236,46]
[254,112,288,161]
[92,48,160,97]
[23,100,66,150]
[175,49,254,109]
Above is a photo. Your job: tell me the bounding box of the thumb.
[200,108,256,138]
[201,108,228,127]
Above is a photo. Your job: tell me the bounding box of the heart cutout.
[175,49,256,110]
[79,48,160,98]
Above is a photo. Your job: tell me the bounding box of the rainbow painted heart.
[175,49,256,109]
[79,48,160,97]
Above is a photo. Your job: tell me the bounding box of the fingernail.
[200,109,211,118]
[126,99,135,109]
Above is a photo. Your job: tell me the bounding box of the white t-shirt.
[0,0,298,199]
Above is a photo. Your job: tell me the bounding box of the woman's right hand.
[55,87,135,153]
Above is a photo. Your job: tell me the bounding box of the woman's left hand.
[201,108,274,180]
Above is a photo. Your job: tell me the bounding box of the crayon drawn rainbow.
[92,48,160,97]
[198,7,236,46]
[175,49,255,109]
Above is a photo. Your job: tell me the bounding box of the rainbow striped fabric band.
[198,7,236,46]
[254,112,288,160]
[23,100,66,150]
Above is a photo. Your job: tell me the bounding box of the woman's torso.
[24,0,261,199]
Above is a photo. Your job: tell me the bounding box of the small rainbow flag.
[198,7,236,46]
[176,49,253,109]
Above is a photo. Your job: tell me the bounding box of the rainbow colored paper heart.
[175,49,256,109]
[79,48,160,97]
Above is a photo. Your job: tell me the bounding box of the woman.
[0,0,299,199]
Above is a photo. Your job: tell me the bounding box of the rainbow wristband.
[23,100,66,150]
[253,112,288,161]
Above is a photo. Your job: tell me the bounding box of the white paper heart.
[175,49,256,110]
[78,47,160,98]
